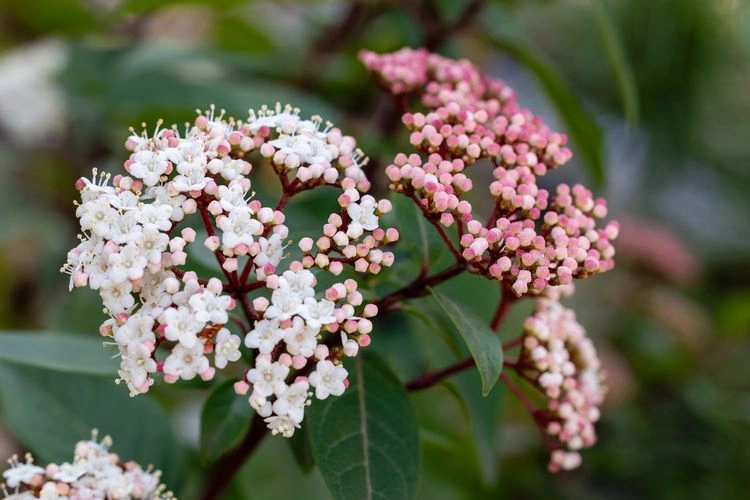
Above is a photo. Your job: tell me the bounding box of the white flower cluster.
[236,266,380,437]
[519,293,607,472]
[62,167,238,395]
[63,104,396,437]
[1,434,169,499]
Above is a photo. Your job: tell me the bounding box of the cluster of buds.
[361,48,618,297]
[362,48,615,472]
[516,289,606,472]
[1,433,168,499]
[63,104,396,437]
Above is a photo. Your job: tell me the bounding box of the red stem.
[490,293,514,332]
[374,262,466,312]
[500,372,539,420]
[200,413,268,500]
[406,357,475,392]
[502,337,523,350]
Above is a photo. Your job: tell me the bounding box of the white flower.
[106,243,147,283]
[163,342,209,381]
[113,314,155,348]
[188,289,231,324]
[119,343,157,394]
[52,461,87,482]
[143,185,186,222]
[136,226,169,265]
[135,203,173,231]
[346,195,379,235]
[282,317,318,357]
[139,270,176,314]
[219,159,249,181]
[216,207,263,249]
[167,137,206,170]
[246,357,289,397]
[270,133,333,167]
[38,482,62,499]
[278,269,316,298]
[217,181,250,212]
[213,328,241,369]
[171,277,201,307]
[265,287,304,320]
[272,380,311,424]
[298,298,336,329]
[308,359,347,400]
[171,167,210,192]
[128,150,170,187]
[245,318,284,354]
[264,415,300,438]
[2,460,44,488]
[2,437,167,498]
[249,391,272,417]
[99,279,135,315]
[77,197,119,239]
[254,233,285,274]
[162,306,204,348]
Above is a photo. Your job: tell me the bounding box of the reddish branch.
[490,293,514,332]
[200,413,269,500]
[406,357,475,391]
[374,261,466,312]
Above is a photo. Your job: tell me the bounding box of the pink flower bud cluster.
[361,48,618,297]
[1,433,169,498]
[64,104,394,437]
[518,294,606,472]
[296,185,399,275]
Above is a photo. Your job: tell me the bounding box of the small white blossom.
[163,342,209,381]
[162,306,204,348]
[213,328,241,369]
[298,298,336,329]
[245,318,284,354]
[246,357,289,398]
[265,287,304,320]
[216,207,263,249]
[1,436,168,498]
[346,195,379,234]
[308,359,347,400]
[128,150,170,187]
[282,317,319,357]
[2,457,44,488]
[272,380,311,424]
[188,290,231,324]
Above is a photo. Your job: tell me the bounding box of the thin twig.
[374,261,466,312]
[200,413,268,500]
[406,357,475,392]
[490,292,514,332]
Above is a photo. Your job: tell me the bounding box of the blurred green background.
[1,0,749,498]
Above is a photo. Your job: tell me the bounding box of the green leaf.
[0,332,117,376]
[307,354,420,500]
[488,37,605,187]
[200,379,254,462]
[0,362,181,483]
[592,0,640,126]
[401,304,463,358]
[445,370,504,486]
[287,421,316,473]
[428,288,503,396]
